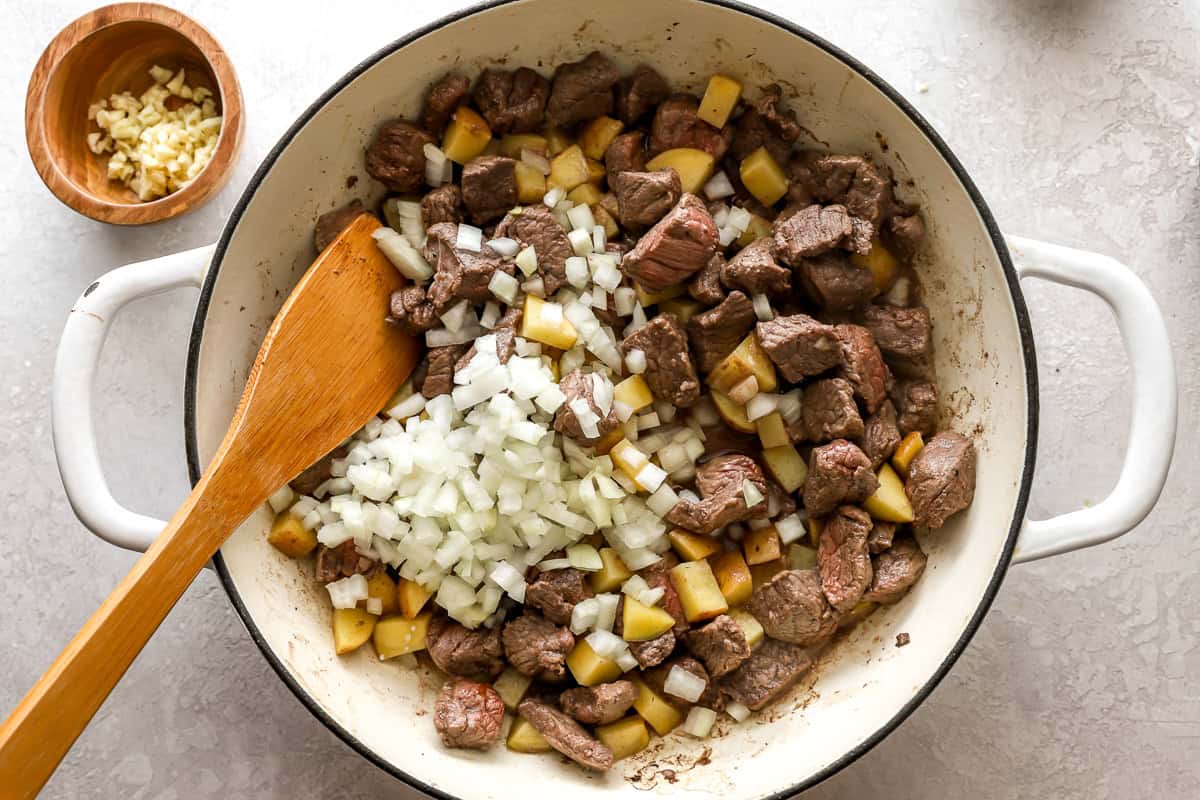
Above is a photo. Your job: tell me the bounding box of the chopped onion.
[664,665,707,702]
[726,701,752,722]
[745,392,777,421]
[703,171,735,199]
[684,706,718,737]
[488,270,519,304]
[565,256,590,288]
[571,597,600,634]
[742,479,765,507]
[383,198,426,248]
[372,227,434,282]
[776,513,806,544]
[456,224,483,252]
[636,412,660,431]
[592,225,606,252]
[635,463,666,493]
[488,560,527,602]
[326,574,369,609]
[616,650,639,672]
[567,543,603,571]
[521,276,546,297]
[515,245,539,276]
[480,301,501,329]
[543,186,566,208]
[521,147,551,175]
[586,630,628,661]
[646,483,680,517]
[567,203,596,232]
[267,485,295,514]
[488,237,520,257]
[613,287,636,316]
[752,292,774,321]
[625,349,647,374]
[440,300,470,332]
[423,143,452,186]
[593,592,620,632]
[568,227,594,256]
[777,389,803,424]
[727,206,753,232]
[437,575,476,611]
[426,324,484,347]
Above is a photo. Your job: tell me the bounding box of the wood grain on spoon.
[0,214,419,798]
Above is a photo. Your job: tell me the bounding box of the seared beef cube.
[604,131,647,175]
[422,73,471,135]
[862,304,934,379]
[687,291,756,373]
[790,153,893,227]
[772,204,865,263]
[906,432,977,529]
[644,656,721,710]
[622,194,719,291]
[816,505,874,612]
[803,439,877,517]
[502,612,574,682]
[838,157,893,227]
[526,566,593,626]
[365,119,432,193]
[517,698,614,771]
[434,679,504,749]
[426,617,505,680]
[425,222,517,311]
[865,537,926,604]
[620,313,701,407]
[722,238,792,296]
[314,199,365,252]
[756,314,842,382]
[461,155,518,225]
[685,614,751,677]
[892,380,939,436]
[835,324,890,414]
[720,638,813,711]
[630,631,676,668]
[389,284,439,334]
[702,422,760,458]
[796,252,878,311]
[729,83,801,164]
[649,96,733,160]
[886,213,926,258]
[867,520,897,554]
[472,67,550,134]
[768,480,798,518]
[665,454,768,534]
[747,569,839,645]
[314,540,375,583]
[615,64,670,124]
[420,344,467,398]
[495,205,573,294]
[545,51,620,127]
[688,252,727,305]
[559,680,638,725]
[421,184,463,227]
[554,368,620,443]
[611,169,682,229]
[860,400,901,469]
[802,378,864,442]
[291,444,349,496]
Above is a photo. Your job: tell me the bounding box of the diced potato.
[566,639,623,686]
[521,295,578,349]
[851,237,901,292]
[494,666,534,711]
[373,612,431,659]
[507,716,552,753]
[548,144,591,191]
[593,205,620,239]
[864,463,915,523]
[838,599,878,629]
[586,157,606,183]
[736,213,774,247]
[579,116,624,160]
[742,525,782,566]
[543,126,572,156]
[622,596,677,641]
[365,570,399,616]
[892,431,925,477]
[749,557,787,589]
[599,191,620,219]
[443,106,492,164]
[398,578,433,619]
[709,550,753,607]
[739,146,789,207]
[515,161,548,203]
[592,427,625,456]
[268,512,317,558]
[809,516,824,548]
[634,281,686,307]
[788,543,818,570]
[596,716,650,761]
[610,438,650,486]
[761,444,808,493]
[756,412,790,449]
[333,607,376,655]
[711,389,756,433]
[697,74,742,129]
[544,354,561,382]
[669,529,721,561]
[614,374,654,412]
[727,607,764,648]
[669,560,729,622]
[657,297,703,325]
[498,133,549,158]
[592,547,634,592]
[707,333,777,393]
[567,182,604,207]
[632,678,683,735]
[645,148,716,194]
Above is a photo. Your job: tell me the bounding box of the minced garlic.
[87,65,222,201]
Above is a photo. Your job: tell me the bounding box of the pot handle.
[52,245,213,556]
[1006,235,1176,563]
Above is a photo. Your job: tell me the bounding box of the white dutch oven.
[51,1,1178,797]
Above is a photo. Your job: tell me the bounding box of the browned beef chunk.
[502,612,574,682]
[802,378,864,442]
[630,632,676,668]
[892,380,939,436]
[291,443,348,495]
[461,155,518,225]
[862,305,934,379]
[860,400,901,469]
[835,324,890,414]
[687,291,756,373]
[756,314,842,382]
[421,184,463,227]
[639,556,689,638]
[495,205,572,294]
[313,540,376,583]
[615,64,670,124]
[517,698,613,771]
[604,131,647,175]
[314,199,365,252]
[720,638,813,711]
[747,569,839,645]
[688,252,727,305]
[526,567,593,626]
[795,252,878,311]
[559,680,637,725]
[365,120,432,193]
[643,656,721,710]
[772,204,869,264]
[649,96,733,160]
[426,617,505,680]
[730,83,801,164]
[867,521,896,554]
[611,169,682,229]
[906,432,976,529]
[545,52,620,127]
[434,679,504,749]
[621,313,701,407]
[817,505,874,612]
[421,344,467,398]
[722,237,792,296]
[622,194,718,291]
[553,368,620,443]
[422,73,471,135]
[424,222,516,311]
[665,454,768,534]
[472,67,550,134]
[768,480,798,518]
[865,536,927,603]
[886,213,926,258]
[684,614,751,677]
[701,422,760,458]
[803,440,877,517]
[789,153,893,227]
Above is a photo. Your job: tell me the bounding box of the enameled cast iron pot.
[51,1,1178,797]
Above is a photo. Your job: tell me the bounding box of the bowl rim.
[24,1,244,225]
[186,0,1038,795]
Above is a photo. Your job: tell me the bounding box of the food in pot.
[265,54,978,770]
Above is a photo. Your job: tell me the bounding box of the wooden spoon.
[0,213,420,798]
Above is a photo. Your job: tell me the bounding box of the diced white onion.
[267,485,295,514]
[586,630,628,661]
[372,227,434,283]
[776,513,806,545]
[427,324,484,347]
[567,203,596,232]
[543,186,566,207]
[480,301,501,329]
[625,349,647,374]
[568,227,594,256]
[488,270,520,304]
[424,142,452,186]
[726,701,752,722]
[488,237,520,257]
[326,574,369,609]
[593,592,620,632]
[571,597,600,634]
[742,479,765,507]
[752,293,774,321]
[592,225,606,252]
[366,596,383,615]
[684,706,718,737]
[566,543,603,571]
[703,171,735,199]
[565,256,590,288]
[664,665,707,703]
[778,389,803,424]
[515,246,539,276]
[646,483,680,517]
[614,287,636,316]
[616,650,639,672]
[440,300,470,332]
[727,206,753,231]
[456,224,483,252]
[489,560,527,602]
[745,393,777,421]
[521,147,551,175]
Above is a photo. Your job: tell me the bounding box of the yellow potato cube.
[365,570,399,616]
[756,412,790,449]
[579,116,624,160]
[507,716,552,753]
[622,596,677,641]
[614,374,654,412]
[442,106,492,164]
[707,333,778,393]
[592,427,625,456]
[892,431,925,477]
[592,547,634,592]
[567,182,604,207]
[634,281,686,307]
[669,560,729,622]
[788,543,818,570]
[333,607,376,655]
[657,297,704,325]
[736,213,774,247]
[710,550,753,607]
[566,639,623,686]
[586,157,606,183]
[742,525,782,566]
[739,146,788,206]
[595,716,650,761]
[632,679,683,735]
[548,144,592,191]
[593,205,620,239]
[515,161,547,203]
[711,389,756,433]
[761,444,808,493]
[645,148,715,194]
[851,237,901,292]
[697,74,742,129]
[749,558,787,589]
[267,512,317,558]
[397,578,433,619]
[864,463,915,523]
[521,295,578,349]
[494,666,534,711]
[543,126,572,156]
[610,438,650,487]
[497,133,549,158]
[838,598,878,630]
[373,612,431,659]
[809,516,824,548]
[669,529,721,561]
[727,608,764,648]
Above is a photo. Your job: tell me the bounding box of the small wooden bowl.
[25,3,244,225]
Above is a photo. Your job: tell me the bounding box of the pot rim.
[185,0,1038,795]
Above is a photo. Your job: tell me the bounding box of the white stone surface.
[1,0,1196,796]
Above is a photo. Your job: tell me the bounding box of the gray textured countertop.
[2,0,1196,797]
